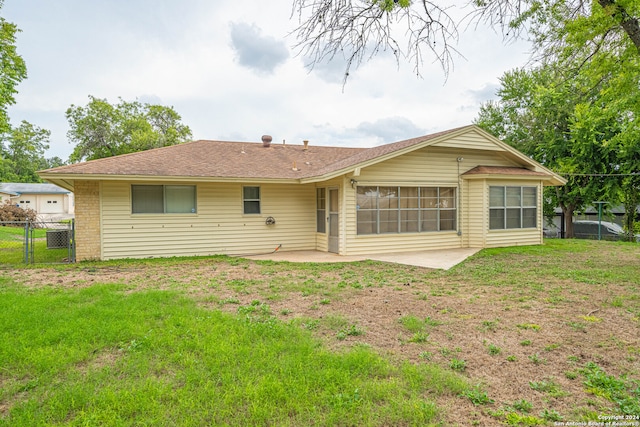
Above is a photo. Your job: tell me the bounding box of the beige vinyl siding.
[485,229,542,247]
[100,181,317,259]
[357,147,515,184]
[464,179,485,248]
[344,179,461,255]
[343,147,489,255]
[432,129,507,151]
[342,146,545,254]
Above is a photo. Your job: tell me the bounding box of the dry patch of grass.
[2,239,639,425]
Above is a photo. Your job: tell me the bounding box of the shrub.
[0,200,37,223]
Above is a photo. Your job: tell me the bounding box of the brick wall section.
[74,180,101,260]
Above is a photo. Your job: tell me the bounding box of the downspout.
[457,157,464,243]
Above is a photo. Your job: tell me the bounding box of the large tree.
[66,96,193,162]
[0,120,51,182]
[475,57,638,238]
[291,0,640,82]
[0,0,28,134]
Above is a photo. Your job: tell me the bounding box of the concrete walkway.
[245,247,481,270]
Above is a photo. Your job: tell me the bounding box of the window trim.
[131,184,197,214]
[489,185,537,230]
[316,188,326,233]
[356,186,457,235]
[242,186,261,215]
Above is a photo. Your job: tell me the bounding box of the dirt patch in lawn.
[3,243,640,426]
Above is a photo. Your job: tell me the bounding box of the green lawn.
[1,239,639,426]
[0,282,466,426]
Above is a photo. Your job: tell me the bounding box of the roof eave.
[462,173,565,186]
[38,172,304,186]
[301,127,478,183]
[470,127,567,186]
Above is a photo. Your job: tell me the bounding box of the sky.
[3,0,533,160]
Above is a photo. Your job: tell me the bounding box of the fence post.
[71,219,76,263]
[23,221,29,264]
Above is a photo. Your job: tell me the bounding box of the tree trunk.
[561,203,576,238]
[622,178,639,242]
[598,0,640,52]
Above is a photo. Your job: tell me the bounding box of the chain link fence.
[0,220,75,265]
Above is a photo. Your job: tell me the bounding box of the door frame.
[328,188,339,254]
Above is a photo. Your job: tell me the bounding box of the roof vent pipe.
[303,140,309,150]
[262,135,272,148]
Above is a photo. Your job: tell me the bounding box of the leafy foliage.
[0,1,27,135]
[461,386,494,405]
[0,120,52,182]
[66,96,193,162]
[0,4,60,183]
[580,362,640,415]
[475,55,639,237]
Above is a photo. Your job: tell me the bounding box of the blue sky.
[4,0,532,159]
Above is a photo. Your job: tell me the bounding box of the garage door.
[39,195,65,213]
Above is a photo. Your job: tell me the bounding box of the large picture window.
[357,186,456,235]
[489,186,537,229]
[132,185,196,214]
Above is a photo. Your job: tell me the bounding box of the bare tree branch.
[291,0,459,85]
[290,0,640,84]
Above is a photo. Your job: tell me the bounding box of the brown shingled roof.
[312,127,465,177]
[39,127,466,181]
[39,125,565,186]
[462,166,549,177]
[39,140,365,180]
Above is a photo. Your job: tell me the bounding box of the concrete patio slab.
[244,247,481,270]
[367,248,481,270]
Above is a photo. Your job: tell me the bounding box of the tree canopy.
[0,2,62,183]
[291,0,640,82]
[66,96,193,162]
[0,0,27,135]
[475,55,639,238]
[0,120,51,182]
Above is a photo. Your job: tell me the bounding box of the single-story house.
[39,125,566,261]
[0,182,74,215]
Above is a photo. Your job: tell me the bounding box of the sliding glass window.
[132,185,196,214]
[356,186,456,235]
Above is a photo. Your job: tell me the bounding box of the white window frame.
[131,185,197,214]
[489,186,537,230]
[356,186,457,235]
[242,186,261,215]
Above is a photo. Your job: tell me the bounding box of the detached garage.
[0,183,74,216]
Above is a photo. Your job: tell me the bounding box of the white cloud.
[229,22,290,74]
[3,0,533,160]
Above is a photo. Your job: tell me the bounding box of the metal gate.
[0,220,75,265]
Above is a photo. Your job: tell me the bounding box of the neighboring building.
[39,125,565,261]
[546,205,640,238]
[0,183,74,215]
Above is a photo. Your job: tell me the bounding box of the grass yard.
[1,239,639,426]
[0,225,72,264]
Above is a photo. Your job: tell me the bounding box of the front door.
[328,189,339,253]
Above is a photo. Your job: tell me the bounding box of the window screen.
[132,185,196,214]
